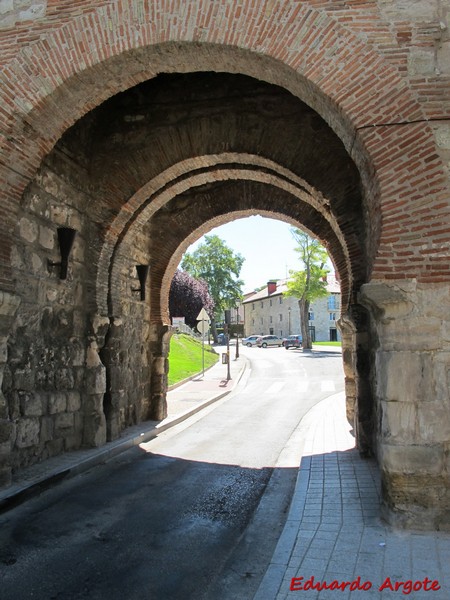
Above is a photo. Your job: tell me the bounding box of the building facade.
[243,277,341,342]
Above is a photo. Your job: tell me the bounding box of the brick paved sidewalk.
[254,394,450,600]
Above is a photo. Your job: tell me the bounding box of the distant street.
[0,345,344,600]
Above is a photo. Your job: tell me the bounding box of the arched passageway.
[1,1,450,530]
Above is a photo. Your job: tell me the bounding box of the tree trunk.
[299,298,312,350]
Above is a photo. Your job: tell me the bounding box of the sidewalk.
[254,392,450,600]
[2,349,450,600]
[0,350,246,513]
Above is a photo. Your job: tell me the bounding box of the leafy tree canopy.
[181,235,244,319]
[284,229,330,349]
[169,270,214,328]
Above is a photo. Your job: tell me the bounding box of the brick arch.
[101,154,352,319]
[2,0,446,291]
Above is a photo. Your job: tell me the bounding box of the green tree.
[181,235,244,340]
[284,229,329,350]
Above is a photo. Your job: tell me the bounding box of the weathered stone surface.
[48,393,67,414]
[15,418,40,448]
[1,1,450,532]
[380,401,416,444]
[380,443,444,476]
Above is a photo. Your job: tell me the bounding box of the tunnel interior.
[6,70,376,470]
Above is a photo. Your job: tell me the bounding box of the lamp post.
[224,309,231,381]
[235,306,240,359]
[288,306,291,335]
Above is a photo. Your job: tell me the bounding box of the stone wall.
[361,281,450,528]
[0,0,449,529]
[2,139,153,473]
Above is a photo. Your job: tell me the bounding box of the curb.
[0,358,248,515]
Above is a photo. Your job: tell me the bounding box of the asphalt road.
[0,345,344,600]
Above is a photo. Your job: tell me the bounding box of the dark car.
[284,334,303,349]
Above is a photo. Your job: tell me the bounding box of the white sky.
[183,216,306,293]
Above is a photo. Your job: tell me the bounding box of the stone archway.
[1,1,449,529]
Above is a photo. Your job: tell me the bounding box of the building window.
[261,301,264,308]
[270,316,273,323]
[279,314,283,321]
[309,311,314,320]
[270,299,272,307]
[252,303,255,310]
[329,312,336,321]
[269,327,274,335]
[330,328,338,342]
[279,297,283,304]
[252,318,255,326]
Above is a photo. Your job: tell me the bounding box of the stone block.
[85,366,106,394]
[408,49,436,76]
[39,416,53,443]
[432,352,450,401]
[64,431,83,451]
[434,123,450,149]
[54,412,74,432]
[380,401,416,444]
[83,410,106,447]
[20,392,44,417]
[54,368,75,390]
[19,217,38,243]
[0,419,14,444]
[382,317,441,351]
[67,391,81,412]
[45,439,64,458]
[15,418,40,448]
[377,351,425,403]
[13,368,34,392]
[417,405,450,443]
[48,393,67,414]
[380,443,443,476]
[39,224,54,249]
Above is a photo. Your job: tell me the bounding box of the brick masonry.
[0,0,449,527]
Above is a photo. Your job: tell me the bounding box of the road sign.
[196,308,210,323]
[197,320,209,336]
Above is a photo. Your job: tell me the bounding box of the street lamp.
[288,306,291,335]
[235,306,240,359]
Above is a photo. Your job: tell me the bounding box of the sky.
[182,216,306,293]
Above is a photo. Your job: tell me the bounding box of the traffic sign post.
[196,309,211,378]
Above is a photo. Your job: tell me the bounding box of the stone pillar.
[0,291,21,486]
[360,280,450,529]
[148,323,172,421]
[82,315,109,447]
[339,303,375,457]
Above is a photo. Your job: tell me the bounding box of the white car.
[256,335,284,348]
[242,335,259,347]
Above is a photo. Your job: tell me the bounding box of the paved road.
[0,346,344,600]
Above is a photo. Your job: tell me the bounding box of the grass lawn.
[312,341,342,347]
[168,333,219,386]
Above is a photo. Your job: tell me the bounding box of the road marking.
[321,380,335,392]
[297,381,309,392]
[265,382,285,394]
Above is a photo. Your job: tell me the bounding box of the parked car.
[284,334,303,349]
[242,335,259,347]
[217,333,228,344]
[256,335,284,348]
